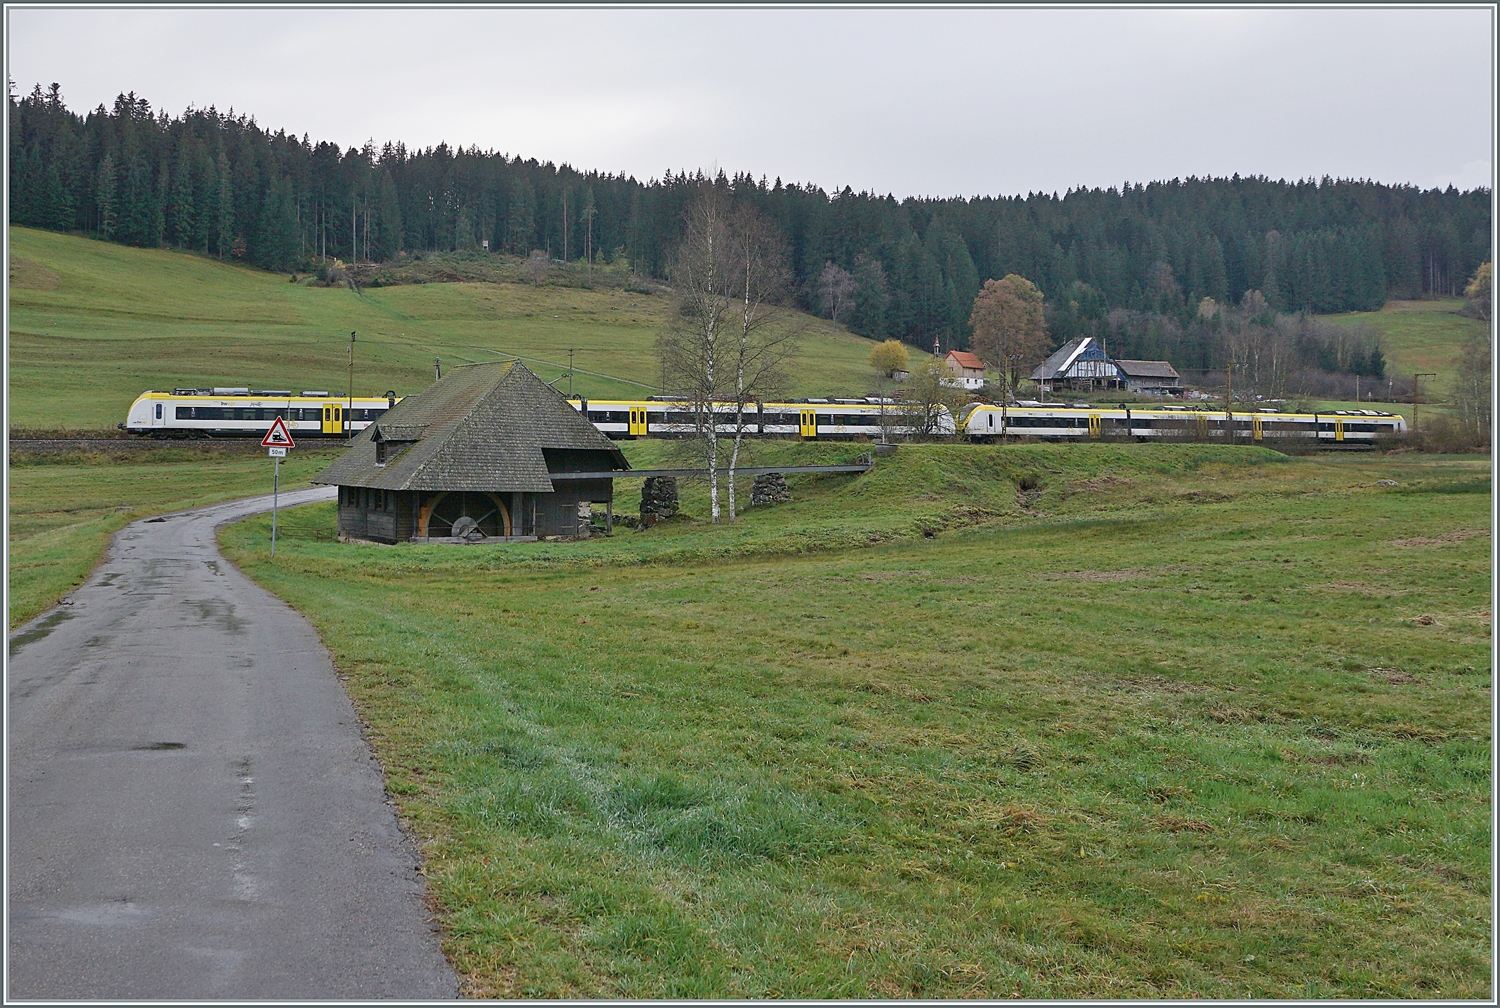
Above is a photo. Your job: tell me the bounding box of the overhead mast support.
[347,331,357,442]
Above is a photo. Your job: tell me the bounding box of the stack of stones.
[640,476,680,520]
[750,472,791,507]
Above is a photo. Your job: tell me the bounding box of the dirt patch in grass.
[9,257,59,290]
[1312,581,1409,596]
[1389,528,1491,547]
[1048,564,1191,582]
[1070,476,1133,492]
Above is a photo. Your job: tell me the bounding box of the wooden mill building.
[316,360,629,543]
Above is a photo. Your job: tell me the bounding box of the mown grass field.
[217,443,1491,998]
[6,226,879,430]
[6,445,343,628]
[1320,298,1488,395]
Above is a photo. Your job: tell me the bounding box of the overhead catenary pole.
[1413,372,1437,437]
[1225,359,1235,439]
[1003,352,1021,438]
[348,331,357,441]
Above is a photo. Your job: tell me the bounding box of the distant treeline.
[9,85,1492,360]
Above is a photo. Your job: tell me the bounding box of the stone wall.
[749,472,790,506]
[641,476,679,518]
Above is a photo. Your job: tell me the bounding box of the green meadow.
[1320,297,1487,395]
[6,226,878,431]
[216,443,1490,999]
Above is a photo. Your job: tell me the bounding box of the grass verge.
[219,444,1491,998]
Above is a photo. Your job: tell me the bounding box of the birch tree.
[816,262,856,324]
[725,204,798,521]
[659,192,736,521]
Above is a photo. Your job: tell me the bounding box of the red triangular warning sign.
[261,416,296,448]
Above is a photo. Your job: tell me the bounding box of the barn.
[315,360,629,543]
[1113,359,1183,394]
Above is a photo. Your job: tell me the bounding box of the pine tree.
[152,157,168,246]
[372,169,403,259]
[169,141,195,247]
[95,153,117,239]
[505,177,535,253]
[254,174,298,270]
[215,148,233,258]
[116,156,154,246]
[42,161,72,230]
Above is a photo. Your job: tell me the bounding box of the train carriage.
[124,388,399,438]
[569,397,956,439]
[956,403,1406,445]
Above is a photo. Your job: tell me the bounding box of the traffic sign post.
[262,419,297,556]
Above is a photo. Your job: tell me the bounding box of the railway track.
[9,439,343,454]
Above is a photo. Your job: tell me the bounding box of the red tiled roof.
[946,350,985,370]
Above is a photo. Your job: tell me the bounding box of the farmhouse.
[1030,337,1120,392]
[1114,359,1183,394]
[316,360,628,543]
[943,350,987,390]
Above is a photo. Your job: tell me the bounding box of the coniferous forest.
[9,85,1492,372]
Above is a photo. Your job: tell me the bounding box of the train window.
[154,403,163,420]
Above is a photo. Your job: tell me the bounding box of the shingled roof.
[314,360,628,492]
[1114,359,1181,379]
[1030,338,1095,380]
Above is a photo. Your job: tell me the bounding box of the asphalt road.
[7,487,459,1000]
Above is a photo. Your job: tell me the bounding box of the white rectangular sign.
[268,446,287,457]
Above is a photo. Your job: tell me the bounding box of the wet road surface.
[8,487,458,1000]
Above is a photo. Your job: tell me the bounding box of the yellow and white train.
[569,397,954,438]
[123,388,399,438]
[956,402,1406,444]
[124,388,1405,447]
[571,396,1405,445]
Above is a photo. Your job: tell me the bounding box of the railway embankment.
[10,437,279,455]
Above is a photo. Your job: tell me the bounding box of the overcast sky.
[5,6,1493,198]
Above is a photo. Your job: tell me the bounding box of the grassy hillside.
[219,444,1491,998]
[1319,298,1488,397]
[7,227,881,430]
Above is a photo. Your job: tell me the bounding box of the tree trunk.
[728,409,745,522]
